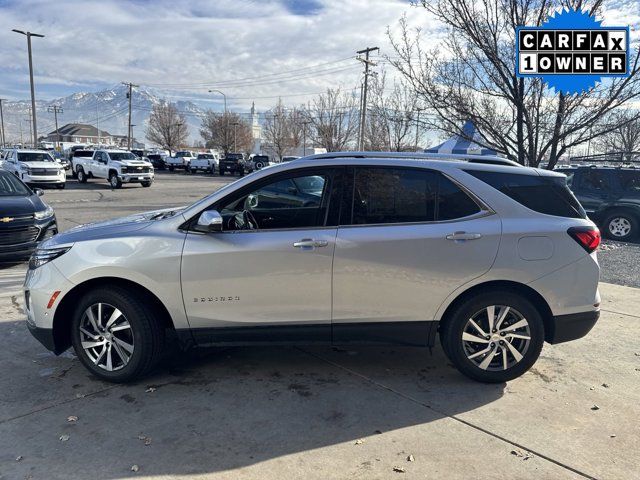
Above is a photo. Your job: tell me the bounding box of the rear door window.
[575,170,612,192]
[346,167,481,225]
[618,170,640,192]
[467,170,586,219]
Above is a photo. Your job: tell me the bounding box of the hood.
[43,206,185,247]
[0,194,44,216]
[19,161,62,169]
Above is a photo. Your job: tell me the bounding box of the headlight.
[29,246,71,269]
[20,164,28,171]
[34,205,54,220]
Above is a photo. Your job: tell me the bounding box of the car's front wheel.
[56,183,66,189]
[603,211,637,241]
[71,286,164,383]
[141,180,152,187]
[109,172,122,189]
[440,291,544,383]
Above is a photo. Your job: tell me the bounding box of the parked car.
[0,170,57,263]
[24,152,601,384]
[555,165,640,241]
[147,154,168,170]
[219,153,244,176]
[244,154,271,173]
[166,151,196,172]
[74,149,154,188]
[70,150,95,178]
[2,149,66,189]
[188,153,219,174]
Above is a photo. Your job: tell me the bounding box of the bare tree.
[145,103,189,155]
[307,88,358,151]
[262,99,305,160]
[200,111,252,155]
[388,1,640,168]
[596,111,640,160]
[365,73,418,151]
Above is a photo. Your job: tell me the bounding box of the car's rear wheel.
[603,211,637,241]
[440,291,544,383]
[71,287,164,383]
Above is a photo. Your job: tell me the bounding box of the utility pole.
[122,82,138,150]
[13,30,44,147]
[414,108,423,152]
[232,121,239,152]
[48,105,63,149]
[0,98,5,147]
[302,120,311,156]
[130,124,136,148]
[25,116,33,147]
[356,46,379,151]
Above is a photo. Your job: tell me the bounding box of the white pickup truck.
[74,149,154,188]
[166,151,196,171]
[2,149,67,189]
[188,152,219,174]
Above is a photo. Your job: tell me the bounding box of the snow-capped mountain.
[0,84,206,145]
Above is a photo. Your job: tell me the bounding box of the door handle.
[293,239,328,249]
[446,232,482,241]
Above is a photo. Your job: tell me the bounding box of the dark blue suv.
[556,166,640,241]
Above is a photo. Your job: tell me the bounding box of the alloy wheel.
[461,305,531,371]
[79,303,134,371]
[608,217,631,238]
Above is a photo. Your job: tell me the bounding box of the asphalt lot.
[1,171,639,479]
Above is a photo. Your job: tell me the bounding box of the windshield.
[18,152,55,163]
[176,152,191,157]
[0,172,31,196]
[74,150,94,157]
[198,154,214,159]
[109,152,137,161]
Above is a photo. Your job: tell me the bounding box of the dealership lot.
[1,172,639,479]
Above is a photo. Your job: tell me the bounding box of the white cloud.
[0,0,438,110]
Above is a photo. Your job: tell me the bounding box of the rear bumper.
[547,310,600,344]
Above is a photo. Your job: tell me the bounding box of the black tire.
[602,211,638,241]
[70,286,164,383]
[77,167,87,183]
[168,165,174,172]
[440,291,544,383]
[109,172,122,189]
[219,169,225,176]
[55,183,66,190]
[141,180,152,187]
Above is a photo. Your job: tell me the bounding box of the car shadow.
[0,319,505,479]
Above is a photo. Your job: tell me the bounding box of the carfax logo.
[516,8,630,94]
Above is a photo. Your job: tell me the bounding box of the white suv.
[2,149,67,189]
[24,152,600,383]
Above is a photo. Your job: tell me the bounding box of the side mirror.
[34,188,44,196]
[196,210,223,233]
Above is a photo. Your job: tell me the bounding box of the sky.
[0,0,439,111]
[0,0,638,112]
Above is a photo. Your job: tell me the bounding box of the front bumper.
[23,174,66,184]
[27,322,56,351]
[119,173,154,183]
[547,310,600,344]
[0,218,57,262]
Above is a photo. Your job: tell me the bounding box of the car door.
[180,167,343,344]
[331,166,501,345]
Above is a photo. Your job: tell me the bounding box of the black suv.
[555,166,640,241]
[245,155,270,173]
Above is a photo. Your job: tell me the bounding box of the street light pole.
[208,89,229,151]
[13,29,44,147]
[0,98,6,147]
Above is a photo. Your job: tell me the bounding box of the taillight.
[568,226,601,253]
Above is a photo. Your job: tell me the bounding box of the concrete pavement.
[0,263,638,479]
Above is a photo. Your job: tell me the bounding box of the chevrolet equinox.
[24,152,601,383]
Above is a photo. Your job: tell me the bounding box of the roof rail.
[300,151,521,167]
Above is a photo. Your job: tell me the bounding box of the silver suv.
[24,152,601,383]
